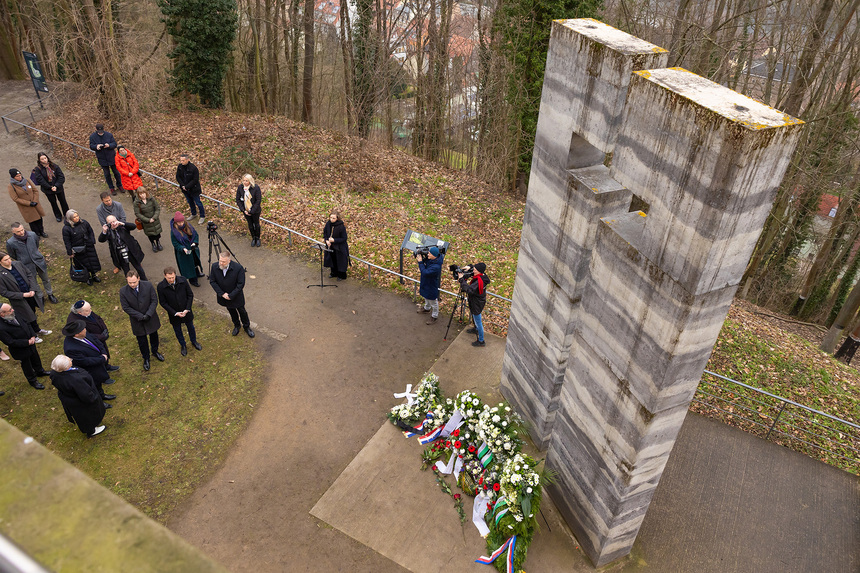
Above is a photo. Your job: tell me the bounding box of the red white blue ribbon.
[475,535,517,572]
[402,413,433,438]
[418,424,444,444]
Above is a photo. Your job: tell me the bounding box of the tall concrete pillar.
[501,19,668,449]
[502,24,804,567]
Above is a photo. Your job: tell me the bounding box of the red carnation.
[493,483,500,491]
[452,429,460,437]
[454,440,462,449]
[484,484,488,490]
[478,477,483,484]
[445,441,451,447]
[468,445,476,453]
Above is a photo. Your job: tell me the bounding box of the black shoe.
[110,188,117,196]
[48,294,59,304]
[103,378,115,385]
[35,371,50,377]
[106,364,120,372]
[180,346,187,356]
[102,394,116,400]
[337,277,346,281]
[232,326,240,336]
[192,341,202,351]
[143,360,150,371]
[91,275,101,283]
[328,274,336,279]
[154,351,165,362]
[87,278,93,286]
[251,239,256,247]
[156,240,164,251]
[472,340,486,347]
[255,238,261,247]
[466,327,478,334]
[55,215,62,222]
[244,327,255,338]
[103,402,112,409]
[39,232,49,238]
[0,391,4,396]
[29,381,45,390]
[152,243,158,253]
[189,279,200,287]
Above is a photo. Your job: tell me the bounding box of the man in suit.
[0,303,48,389]
[209,252,255,338]
[62,320,116,408]
[157,266,202,356]
[119,270,164,370]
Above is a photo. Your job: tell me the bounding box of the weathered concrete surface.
[0,419,228,573]
[502,21,804,567]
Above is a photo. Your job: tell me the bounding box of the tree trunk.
[301,0,314,123]
[821,277,860,353]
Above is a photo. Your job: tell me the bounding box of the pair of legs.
[27,264,53,299]
[19,348,47,385]
[227,306,250,330]
[328,252,347,279]
[171,320,198,348]
[422,298,439,318]
[471,312,485,343]
[135,331,159,361]
[28,218,45,237]
[147,233,163,251]
[100,164,123,192]
[44,192,70,221]
[118,256,147,281]
[182,191,205,220]
[244,213,261,245]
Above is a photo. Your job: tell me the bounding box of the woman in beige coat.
[8,168,47,237]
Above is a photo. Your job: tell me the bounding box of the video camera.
[413,244,447,259]
[449,264,474,280]
[207,221,218,233]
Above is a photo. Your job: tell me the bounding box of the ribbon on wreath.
[475,535,517,573]
[438,410,464,437]
[492,497,509,525]
[418,424,444,445]
[434,449,464,477]
[476,442,494,468]
[472,491,491,537]
[393,384,418,406]
[402,413,433,438]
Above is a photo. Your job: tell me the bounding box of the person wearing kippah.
[62,319,116,408]
[68,300,119,373]
[416,245,444,324]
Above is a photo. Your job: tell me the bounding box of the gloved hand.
[29,201,37,207]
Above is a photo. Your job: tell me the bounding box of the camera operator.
[457,263,490,347]
[416,246,444,324]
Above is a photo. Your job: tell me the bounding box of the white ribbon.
[435,450,457,474]
[440,410,464,437]
[393,384,417,406]
[472,492,491,537]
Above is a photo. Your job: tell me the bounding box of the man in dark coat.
[416,246,444,324]
[0,303,48,389]
[98,215,147,280]
[158,266,202,356]
[119,270,163,370]
[209,252,255,338]
[457,263,490,347]
[176,154,205,224]
[62,320,115,407]
[50,354,106,437]
[6,222,58,303]
[88,123,123,194]
[0,252,48,335]
[67,300,119,372]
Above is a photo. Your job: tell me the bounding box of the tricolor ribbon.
[418,424,444,444]
[402,413,433,438]
[475,535,517,573]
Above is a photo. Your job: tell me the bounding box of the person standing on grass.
[120,270,164,371]
[0,302,48,390]
[176,154,206,225]
[62,320,116,409]
[32,153,69,223]
[67,300,119,373]
[50,354,106,438]
[133,187,164,253]
[63,209,102,286]
[158,266,202,356]
[88,123,123,195]
[8,168,47,238]
[236,174,262,247]
[6,222,58,304]
[209,251,255,338]
[0,252,50,339]
[115,146,143,196]
[323,211,350,281]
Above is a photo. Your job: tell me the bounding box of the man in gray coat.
[6,222,58,303]
[119,270,163,371]
[0,251,49,337]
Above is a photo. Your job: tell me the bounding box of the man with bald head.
[0,302,48,389]
[98,214,147,280]
[209,252,254,338]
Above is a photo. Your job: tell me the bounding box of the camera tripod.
[207,224,244,276]
[444,287,469,341]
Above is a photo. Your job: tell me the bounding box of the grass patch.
[0,248,265,521]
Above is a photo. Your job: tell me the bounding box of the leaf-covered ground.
[33,90,859,474]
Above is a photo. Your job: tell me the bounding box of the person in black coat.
[62,320,115,407]
[236,174,262,247]
[50,354,106,438]
[32,153,70,222]
[209,252,255,337]
[62,210,102,285]
[119,271,163,370]
[176,154,205,223]
[98,215,147,280]
[67,300,119,372]
[0,303,48,389]
[157,267,202,356]
[323,211,350,281]
[88,123,123,194]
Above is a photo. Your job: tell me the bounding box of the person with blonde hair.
[50,354,106,438]
[236,174,262,247]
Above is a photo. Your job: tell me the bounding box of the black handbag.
[69,259,88,283]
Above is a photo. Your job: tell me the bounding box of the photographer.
[416,246,444,324]
[98,215,147,280]
[457,263,490,347]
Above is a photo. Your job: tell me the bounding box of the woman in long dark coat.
[50,354,106,438]
[323,211,350,280]
[169,212,201,286]
[62,209,101,285]
[32,152,70,223]
[236,174,262,247]
[133,187,164,252]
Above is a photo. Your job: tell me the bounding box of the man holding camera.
[99,215,147,280]
[457,263,490,347]
[416,246,444,324]
[89,123,123,195]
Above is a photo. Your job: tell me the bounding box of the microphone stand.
[308,243,337,302]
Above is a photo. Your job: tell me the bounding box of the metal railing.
[1,99,513,316]
[695,369,860,473]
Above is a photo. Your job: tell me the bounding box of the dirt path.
[0,83,459,571]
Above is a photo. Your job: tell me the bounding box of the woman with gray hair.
[62,209,102,285]
[50,354,106,438]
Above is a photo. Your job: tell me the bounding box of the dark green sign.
[22,51,48,93]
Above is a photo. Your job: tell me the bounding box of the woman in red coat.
[114,146,142,194]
